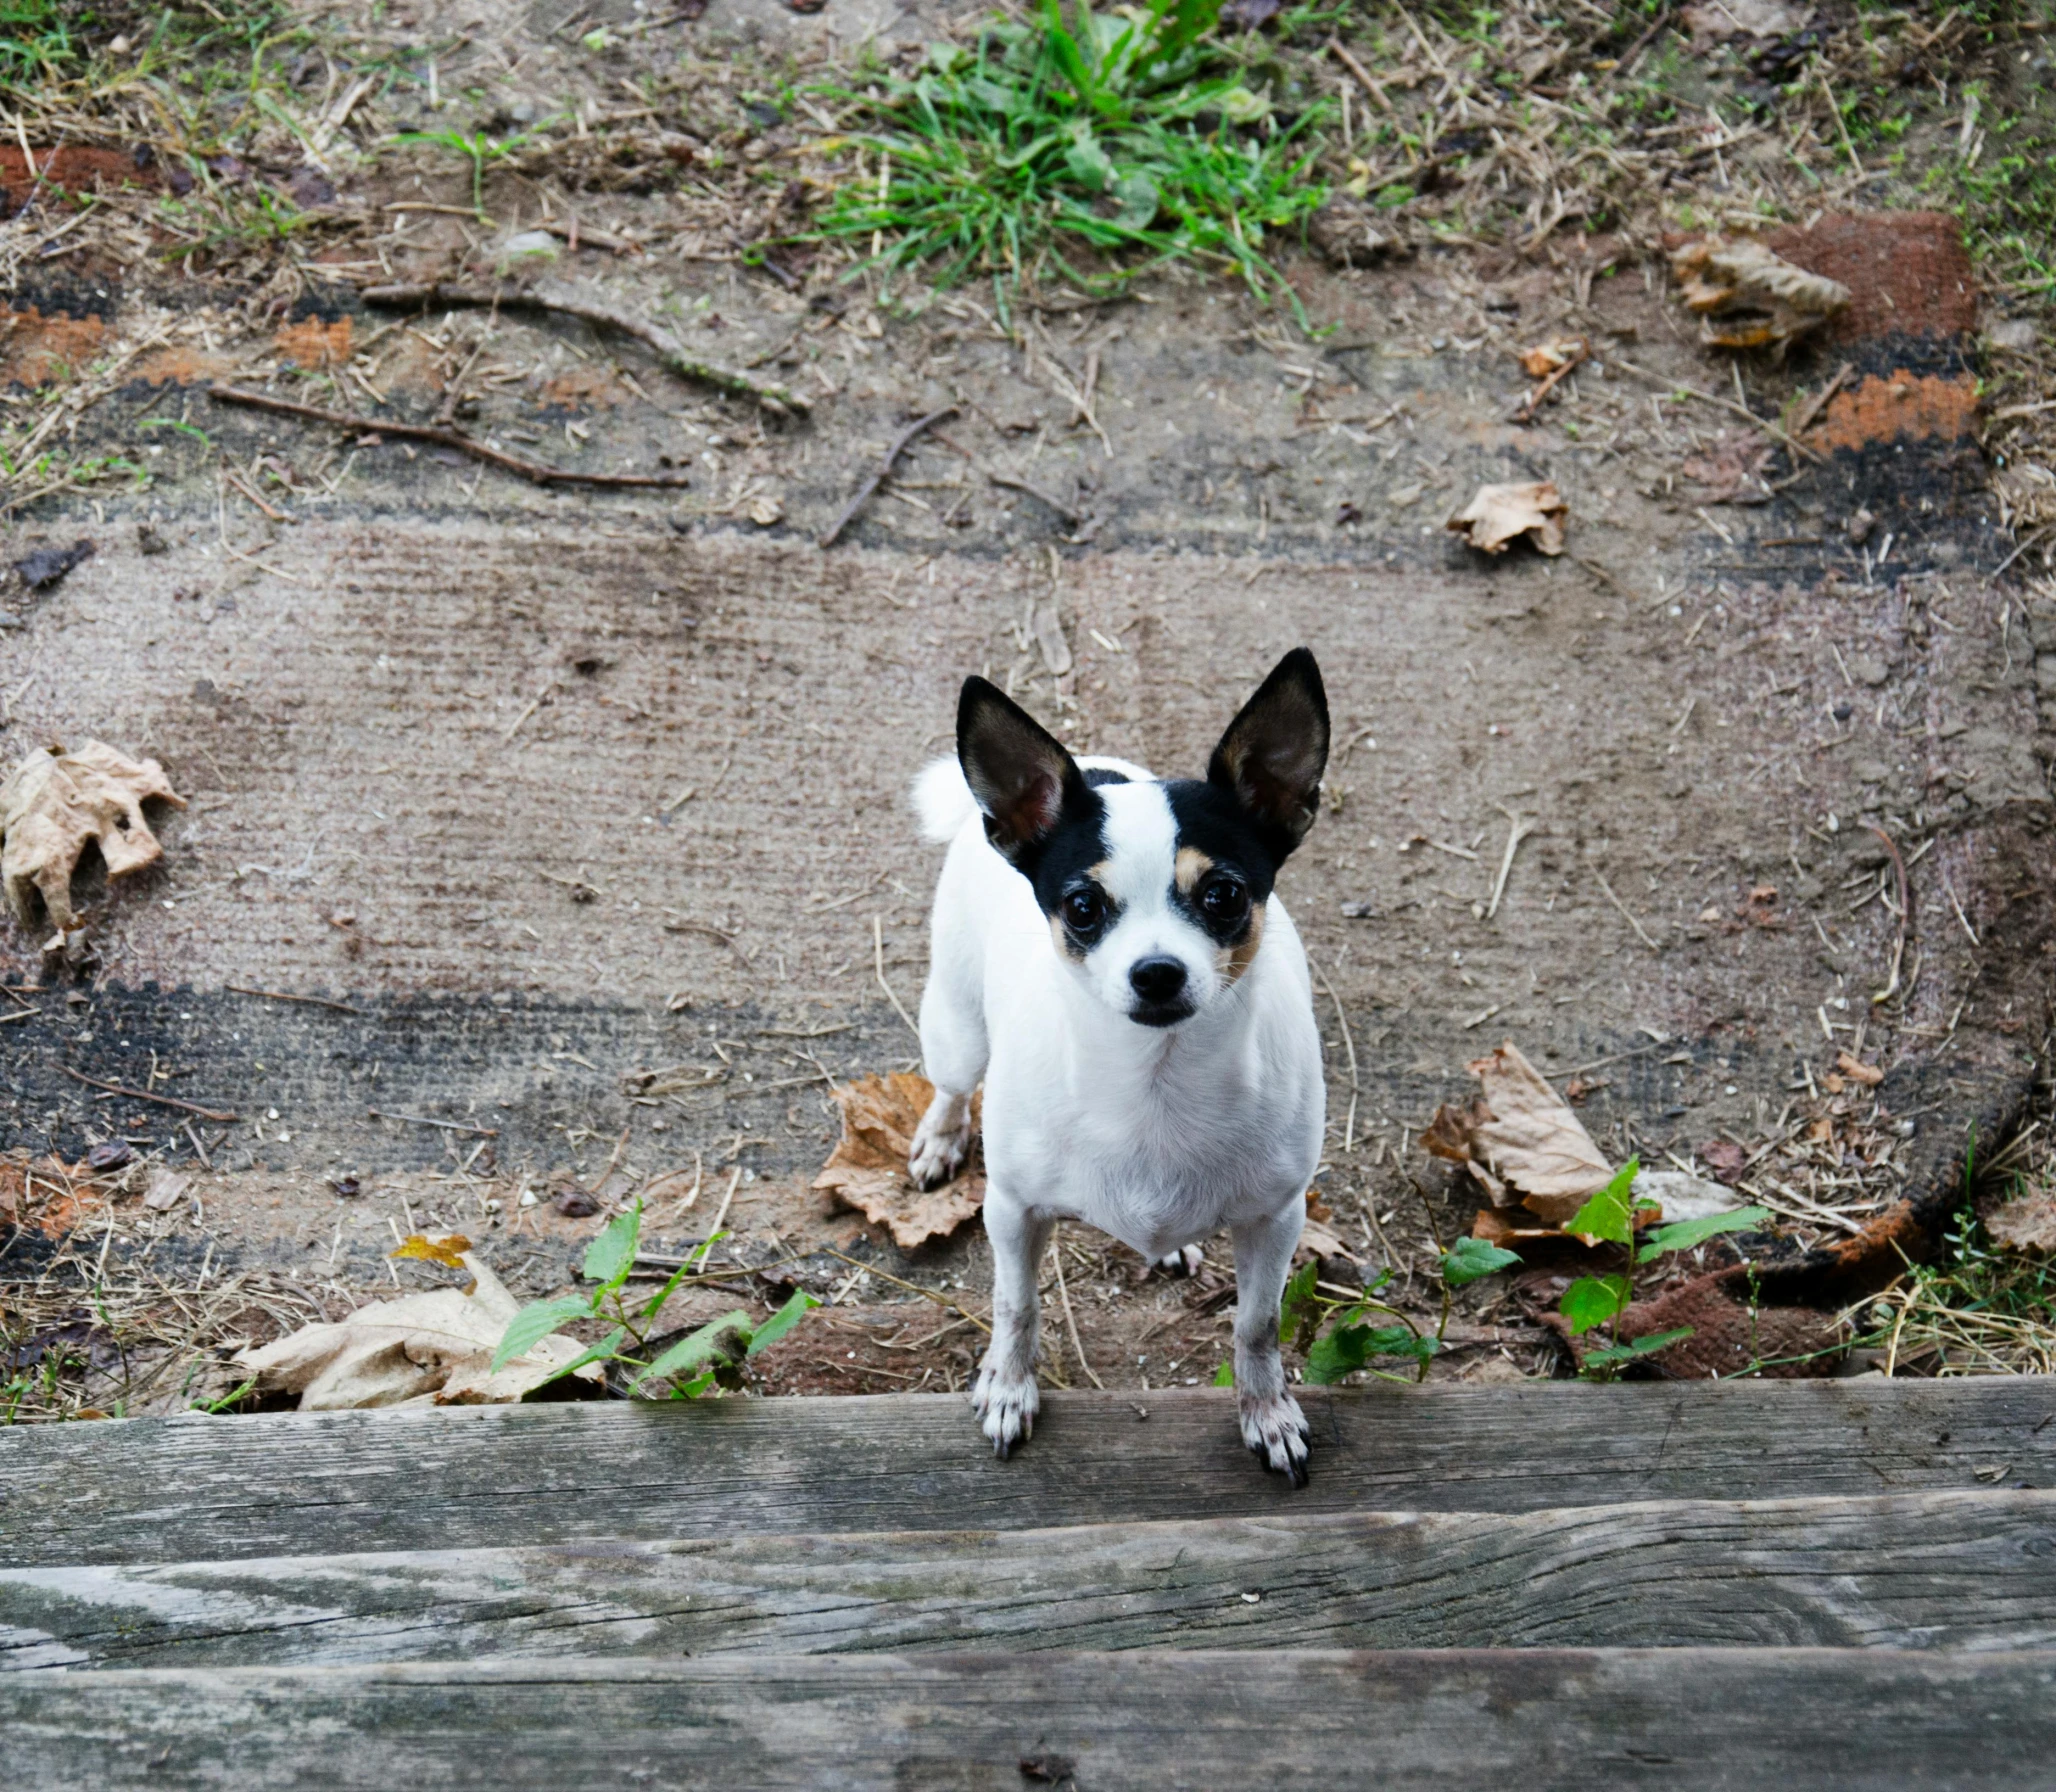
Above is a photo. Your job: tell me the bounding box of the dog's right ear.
[957,677,1084,866]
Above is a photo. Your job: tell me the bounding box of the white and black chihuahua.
[908,648,1329,1484]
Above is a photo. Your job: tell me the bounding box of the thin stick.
[1324,36,1393,111]
[1050,1229,1105,1388]
[205,385,693,490]
[1610,356,1821,464]
[1867,824,1911,1006]
[1309,956,1360,1153]
[708,1164,743,1234]
[987,471,1081,526]
[818,1247,991,1334]
[1514,339,1588,423]
[1594,869,1661,952]
[1941,868,1980,947]
[367,1107,498,1136]
[359,281,807,414]
[821,407,958,548]
[874,914,921,1039]
[1486,810,1535,920]
[225,984,369,1017]
[62,1068,240,1122]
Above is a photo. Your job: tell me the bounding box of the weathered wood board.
[7,1648,2055,1790]
[5,1381,2053,1568]
[3,1488,2052,1670]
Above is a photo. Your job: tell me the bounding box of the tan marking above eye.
[1174,846,1215,894]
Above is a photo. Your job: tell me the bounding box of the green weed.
[492,1200,819,1399]
[806,0,1329,322]
[392,119,560,222]
[1274,1232,1521,1386]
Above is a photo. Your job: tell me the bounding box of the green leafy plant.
[1558,1157,1769,1378]
[492,1201,819,1399]
[392,119,557,221]
[1274,1232,1522,1387]
[806,0,1329,321]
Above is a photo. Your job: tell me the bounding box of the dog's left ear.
[1208,648,1329,858]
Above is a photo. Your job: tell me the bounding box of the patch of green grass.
[806,0,1330,323]
[1856,1209,2056,1376]
[392,119,561,222]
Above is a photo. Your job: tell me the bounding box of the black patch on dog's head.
[1164,779,1277,943]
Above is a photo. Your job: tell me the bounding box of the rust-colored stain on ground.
[1809,371,1979,454]
[0,145,157,213]
[275,315,353,370]
[0,307,109,386]
[1767,210,1978,344]
[0,1156,106,1240]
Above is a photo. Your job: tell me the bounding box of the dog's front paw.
[971,1364,1040,1459]
[1239,1388,1311,1487]
[909,1101,974,1190]
[1153,1244,1204,1278]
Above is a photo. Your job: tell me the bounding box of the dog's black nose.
[1128,956,1188,1004]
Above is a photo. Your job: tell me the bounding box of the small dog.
[909,648,1329,1483]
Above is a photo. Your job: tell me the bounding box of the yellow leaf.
[390,1233,474,1270]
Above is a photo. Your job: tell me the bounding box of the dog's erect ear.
[1208,648,1329,858]
[958,676,1086,865]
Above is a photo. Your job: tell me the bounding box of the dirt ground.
[3,0,2054,1417]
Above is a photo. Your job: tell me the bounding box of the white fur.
[908,756,1323,1479]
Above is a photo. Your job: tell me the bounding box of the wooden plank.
[4,1381,2053,1568]
[7,1649,2056,1790]
[5,1489,2054,1670]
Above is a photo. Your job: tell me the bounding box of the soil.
[2,0,2051,1415]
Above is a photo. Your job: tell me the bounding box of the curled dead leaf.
[745,494,783,527]
[1446,481,1567,556]
[234,1254,602,1408]
[1834,1050,1885,1087]
[0,741,185,933]
[1518,338,1586,380]
[1422,1040,1612,1222]
[813,1071,985,1250]
[1668,234,1850,351]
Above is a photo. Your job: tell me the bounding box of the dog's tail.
[912,756,979,843]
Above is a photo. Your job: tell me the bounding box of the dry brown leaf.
[1422,1040,1613,1222]
[1446,481,1567,556]
[1988,1191,2056,1255]
[1668,235,1851,351]
[0,741,185,933]
[1518,338,1585,379]
[390,1232,474,1270]
[813,1071,985,1249]
[235,1254,602,1409]
[1835,1050,1885,1087]
[142,1168,191,1213]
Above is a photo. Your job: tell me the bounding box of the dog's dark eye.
[1062,887,1105,933]
[1200,877,1249,928]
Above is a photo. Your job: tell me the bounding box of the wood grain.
[4,1489,2053,1670]
[6,1381,2054,1568]
[7,1649,2056,1789]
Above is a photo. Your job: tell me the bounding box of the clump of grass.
[1854,1210,2056,1377]
[806,0,1329,321]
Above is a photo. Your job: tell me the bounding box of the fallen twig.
[225,983,369,1017]
[359,281,807,415]
[1867,823,1912,1006]
[63,1067,239,1123]
[367,1107,499,1137]
[874,913,921,1038]
[1515,338,1588,423]
[205,385,693,489]
[1611,356,1821,465]
[821,407,958,547]
[1594,869,1661,952]
[1051,1234,1105,1388]
[1325,37,1393,111]
[1790,361,1854,437]
[988,471,1082,527]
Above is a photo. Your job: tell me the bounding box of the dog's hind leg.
[971,1191,1051,1458]
[1229,1206,1312,1486]
[909,951,985,1189]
